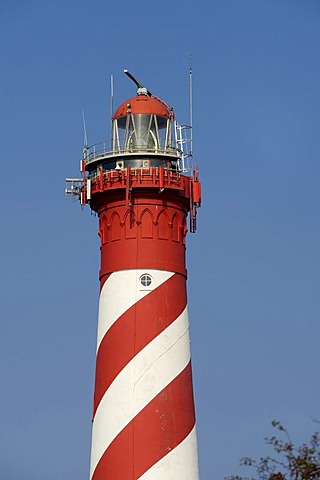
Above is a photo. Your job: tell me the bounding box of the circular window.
[140,274,152,287]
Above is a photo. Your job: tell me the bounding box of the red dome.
[113,95,172,119]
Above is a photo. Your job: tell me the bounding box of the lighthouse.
[66,70,201,479]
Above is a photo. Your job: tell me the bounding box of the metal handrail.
[84,142,182,164]
[89,165,182,184]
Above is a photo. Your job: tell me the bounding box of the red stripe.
[93,273,186,417]
[91,362,195,480]
[99,272,111,292]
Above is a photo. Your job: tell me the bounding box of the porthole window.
[140,274,152,287]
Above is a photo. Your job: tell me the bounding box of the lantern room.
[112,94,174,154]
[81,70,194,177]
[84,91,181,175]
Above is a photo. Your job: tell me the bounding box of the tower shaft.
[89,169,199,479]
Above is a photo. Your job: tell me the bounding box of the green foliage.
[226,421,320,480]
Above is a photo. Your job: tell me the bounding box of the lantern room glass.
[112,114,173,153]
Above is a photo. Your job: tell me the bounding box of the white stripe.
[138,426,199,480]
[96,269,174,351]
[90,307,190,478]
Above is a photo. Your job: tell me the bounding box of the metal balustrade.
[84,142,182,165]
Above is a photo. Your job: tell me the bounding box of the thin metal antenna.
[189,48,193,159]
[82,110,88,147]
[110,74,114,145]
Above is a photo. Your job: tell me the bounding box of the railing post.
[99,168,104,192]
[159,166,164,192]
[126,166,131,206]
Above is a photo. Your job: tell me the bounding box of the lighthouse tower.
[66,71,201,479]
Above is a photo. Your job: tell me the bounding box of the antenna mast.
[82,110,88,147]
[189,49,193,159]
[110,74,114,145]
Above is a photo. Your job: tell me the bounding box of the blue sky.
[1,1,319,479]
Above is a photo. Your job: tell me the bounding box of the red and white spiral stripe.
[89,268,199,480]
